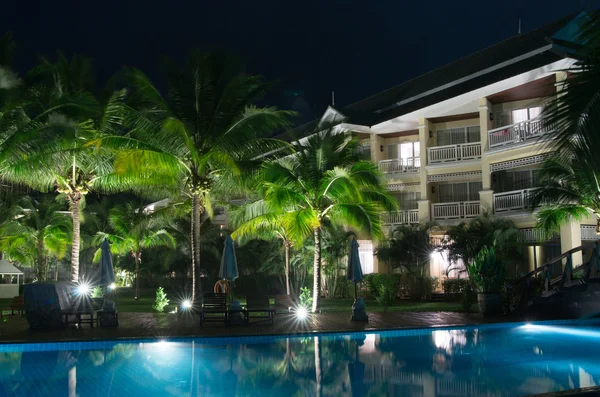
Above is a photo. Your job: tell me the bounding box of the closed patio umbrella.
[219,235,239,282]
[99,239,115,287]
[347,237,364,298]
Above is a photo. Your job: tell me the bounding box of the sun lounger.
[244,296,275,324]
[200,293,229,326]
[1,296,24,318]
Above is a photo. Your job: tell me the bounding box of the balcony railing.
[581,225,599,240]
[378,158,420,174]
[431,201,480,220]
[381,210,419,225]
[427,142,481,164]
[488,118,556,148]
[493,188,538,213]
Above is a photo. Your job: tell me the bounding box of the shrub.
[364,274,399,300]
[375,277,397,312]
[409,276,437,301]
[152,287,170,313]
[299,286,313,311]
[467,246,505,293]
[91,286,104,299]
[442,279,473,299]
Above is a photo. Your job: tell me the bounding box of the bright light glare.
[521,324,600,338]
[108,283,116,290]
[296,306,308,320]
[182,300,192,310]
[76,283,91,296]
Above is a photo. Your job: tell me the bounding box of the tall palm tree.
[95,200,176,299]
[535,13,600,231]
[0,55,152,282]
[251,129,396,312]
[100,53,293,301]
[0,195,71,280]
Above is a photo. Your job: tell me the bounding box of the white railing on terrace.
[493,188,538,213]
[431,201,480,220]
[427,142,481,164]
[488,118,556,148]
[381,210,419,225]
[378,157,420,174]
[581,225,598,240]
[519,228,550,243]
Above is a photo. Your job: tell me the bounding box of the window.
[436,126,480,146]
[396,192,420,210]
[438,181,482,203]
[494,170,538,192]
[388,141,420,165]
[497,106,543,126]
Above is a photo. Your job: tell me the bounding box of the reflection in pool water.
[0,322,599,396]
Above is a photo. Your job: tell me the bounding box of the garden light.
[182,300,192,310]
[76,282,91,296]
[296,306,308,320]
[108,283,116,290]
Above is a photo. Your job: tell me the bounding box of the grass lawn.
[1,287,468,314]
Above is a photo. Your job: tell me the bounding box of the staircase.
[506,241,600,319]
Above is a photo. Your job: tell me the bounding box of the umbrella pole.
[354,282,357,299]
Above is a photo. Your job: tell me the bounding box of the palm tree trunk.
[191,193,202,303]
[37,238,45,282]
[312,226,322,313]
[69,193,82,282]
[134,254,141,300]
[285,240,291,295]
[54,262,59,281]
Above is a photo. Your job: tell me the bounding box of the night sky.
[2,0,595,123]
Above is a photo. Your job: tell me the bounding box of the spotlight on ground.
[108,283,116,291]
[76,283,91,296]
[296,306,308,320]
[181,300,193,310]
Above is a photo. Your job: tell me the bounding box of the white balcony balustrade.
[431,201,480,220]
[580,225,599,241]
[493,188,538,213]
[427,143,481,164]
[381,210,419,225]
[378,158,420,174]
[488,118,556,148]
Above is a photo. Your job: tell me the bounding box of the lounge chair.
[1,296,24,318]
[244,296,275,324]
[273,295,296,314]
[200,293,228,326]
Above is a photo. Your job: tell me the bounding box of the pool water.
[0,321,599,396]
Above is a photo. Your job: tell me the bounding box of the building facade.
[301,13,595,280]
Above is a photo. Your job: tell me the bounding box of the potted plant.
[467,246,505,316]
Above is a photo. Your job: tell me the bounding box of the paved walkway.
[0,311,520,343]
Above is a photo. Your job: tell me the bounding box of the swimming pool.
[0,320,599,396]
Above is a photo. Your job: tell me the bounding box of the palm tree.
[535,13,600,232]
[444,213,523,276]
[100,53,293,301]
[95,200,176,299]
[252,128,396,312]
[0,195,71,280]
[376,222,437,276]
[230,201,294,295]
[0,55,152,282]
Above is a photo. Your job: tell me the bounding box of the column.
[479,98,494,214]
[370,134,385,164]
[418,118,432,223]
[560,219,583,267]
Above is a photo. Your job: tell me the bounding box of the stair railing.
[505,240,600,313]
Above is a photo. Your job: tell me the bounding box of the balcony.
[427,143,481,164]
[381,210,419,225]
[581,225,599,241]
[431,201,480,220]
[493,188,538,213]
[378,158,420,174]
[488,118,555,149]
